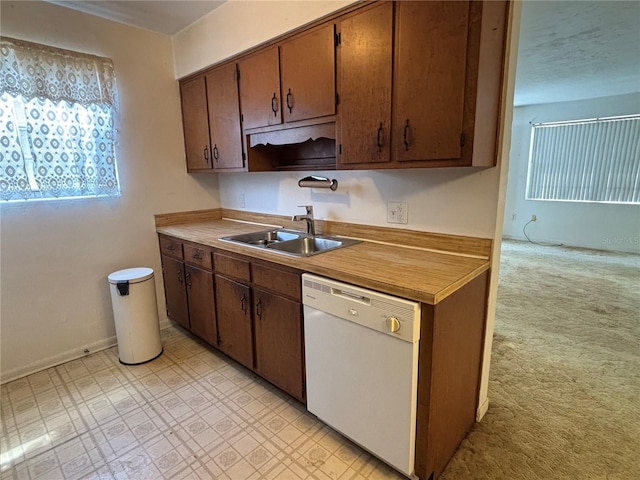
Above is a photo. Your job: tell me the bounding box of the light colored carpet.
[440,239,640,480]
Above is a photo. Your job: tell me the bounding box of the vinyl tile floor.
[0,326,404,480]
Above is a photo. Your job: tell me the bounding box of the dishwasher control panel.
[302,273,421,343]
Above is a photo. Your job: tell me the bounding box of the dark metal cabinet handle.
[185,271,191,288]
[240,294,246,313]
[192,251,202,260]
[204,146,209,163]
[177,269,183,285]
[213,144,219,162]
[403,119,410,152]
[271,92,278,116]
[286,88,293,114]
[167,244,175,251]
[377,123,383,153]
[256,299,262,318]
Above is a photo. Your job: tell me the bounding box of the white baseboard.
[476,397,490,421]
[0,336,117,385]
[1,318,174,385]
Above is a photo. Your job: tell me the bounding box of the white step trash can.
[108,267,163,365]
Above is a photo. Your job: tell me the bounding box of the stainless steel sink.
[220,229,301,246]
[220,229,360,257]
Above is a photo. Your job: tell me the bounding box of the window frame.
[525,114,640,205]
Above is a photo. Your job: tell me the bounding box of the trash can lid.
[108,267,154,285]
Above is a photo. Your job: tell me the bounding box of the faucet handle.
[297,205,313,214]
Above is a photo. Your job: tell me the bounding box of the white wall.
[173,0,357,79]
[0,1,220,382]
[504,93,640,254]
[218,168,501,238]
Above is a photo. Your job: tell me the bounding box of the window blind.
[526,115,640,204]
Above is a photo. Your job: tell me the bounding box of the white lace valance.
[0,36,118,108]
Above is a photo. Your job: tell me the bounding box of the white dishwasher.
[302,273,421,478]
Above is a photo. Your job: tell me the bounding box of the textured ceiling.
[515,0,640,106]
[45,0,640,106]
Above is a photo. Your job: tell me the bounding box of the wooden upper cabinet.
[206,64,244,170]
[280,23,336,123]
[393,1,471,162]
[338,3,393,165]
[238,47,282,130]
[180,76,212,171]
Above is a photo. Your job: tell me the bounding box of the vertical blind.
[526,115,640,204]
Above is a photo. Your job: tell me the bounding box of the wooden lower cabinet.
[158,234,489,479]
[161,254,189,329]
[215,274,254,369]
[253,288,304,401]
[185,265,217,346]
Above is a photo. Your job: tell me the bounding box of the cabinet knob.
[213,144,219,162]
[377,122,384,153]
[271,92,278,116]
[386,316,400,333]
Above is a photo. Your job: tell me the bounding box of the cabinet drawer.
[184,243,213,270]
[159,236,183,260]
[214,252,251,282]
[252,263,301,302]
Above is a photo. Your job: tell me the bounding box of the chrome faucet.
[292,205,315,236]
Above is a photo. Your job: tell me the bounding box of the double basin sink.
[220,229,361,257]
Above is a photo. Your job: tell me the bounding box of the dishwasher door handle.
[331,288,371,305]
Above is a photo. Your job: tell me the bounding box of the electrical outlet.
[512,214,517,221]
[531,214,537,221]
[239,193,245,209]
[387,202,408,224]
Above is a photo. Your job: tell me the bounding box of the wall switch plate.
[387,202,408,224]
[239,193,245,209]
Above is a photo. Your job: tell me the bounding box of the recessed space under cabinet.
[178,0,508,172]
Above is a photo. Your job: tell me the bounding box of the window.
[526,115,640,204]
[0,36,120,202]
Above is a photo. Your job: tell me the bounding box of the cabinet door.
[238,47,282,130]
[393,1,470,162]
[339,3,393,165]
[253,288,304,401]
[186,265,217,346]
[180,76,212,171]
[161,255,189,329]
[206,64,244,170]
[280,24,336,123]
[215,275,253,369]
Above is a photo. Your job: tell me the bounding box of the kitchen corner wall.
[0,1,220,382]
[173,0,522,420]
[504,93,640,254]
